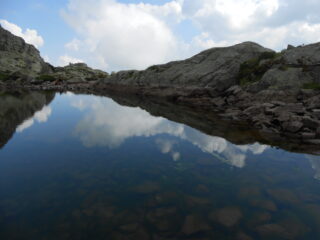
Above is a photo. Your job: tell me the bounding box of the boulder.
[282,121,303,133]
[302,116,320,129]
[209,207,243,227]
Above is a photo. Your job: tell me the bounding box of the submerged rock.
[181,214,211,235]
[133,181,161,194]
[255,223,290,239]
[209,207,243,227]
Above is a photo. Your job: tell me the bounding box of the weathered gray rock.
[282,43,320,65]
[312,109,320,119]
[249,67,310,92]
[282,121,303,133]
[302,116,320,129]
[181,214,211,235]
[302,132,316,140]
[209,207,243,227]
[52,63,108,83]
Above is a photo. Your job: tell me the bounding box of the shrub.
[238,51,279,86]
[302,82,320,90]
[36,74,55,82]
[0,72,10,81]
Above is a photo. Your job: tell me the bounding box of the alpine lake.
[1,90,320,240]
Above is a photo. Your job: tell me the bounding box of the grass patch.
[36,74,55,82]
[0,72,10,81]
[238,51,280,86]
[303,82,320,90]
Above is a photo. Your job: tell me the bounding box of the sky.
[1,0,320,72]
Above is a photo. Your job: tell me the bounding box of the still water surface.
[1,91,320,239]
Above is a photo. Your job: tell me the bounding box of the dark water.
[1,91,320,240]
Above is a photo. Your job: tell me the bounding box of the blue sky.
[1,0,320,71]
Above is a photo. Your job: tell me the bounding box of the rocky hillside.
[0,25,108,86]
[101,42,320,94]
[104,42,274,91]
[0,26,53,80]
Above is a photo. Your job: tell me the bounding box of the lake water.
[1,91,320,240]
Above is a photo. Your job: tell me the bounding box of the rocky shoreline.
[1,25,320,149]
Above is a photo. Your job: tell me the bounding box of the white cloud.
[0,19,44,48]
[16,106,52,133]
[58,54,84,66]
[181,0,320,50]
[61,0,180,70]
[59,0,320,71]
[307,155,320,180]
[16,118,34,133]
[34,106,52,123]
[65,38,81,51]
[155,138,181,161]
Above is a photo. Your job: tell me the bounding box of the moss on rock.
[0,72,10,81]
[303,82,320,90]
[238,51,280,86]
[36,74,56,82]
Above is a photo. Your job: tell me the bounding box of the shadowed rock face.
[0,90,55,148]
[0,26,52,78]
[0,25,107,84]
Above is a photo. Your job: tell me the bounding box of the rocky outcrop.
[0,26,53,81]
[103,42,274,91]
[244,44,320,93]
[0,25,107,86]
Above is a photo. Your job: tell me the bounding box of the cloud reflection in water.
[71,96,268,167]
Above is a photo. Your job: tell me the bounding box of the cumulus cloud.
[182,0,320,50]
[16,106,52,133]
[59,0,320,71]
[307,155,320,180]
[61,0,180,70]
[65,38,81,51]
[58,55,84,66]
[156,138,181,161]
[0,19,44,48]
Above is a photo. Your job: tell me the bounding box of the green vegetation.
[36,74,55,82]
[238,51,281,86]
[0,72,10,81]
[302,82,320,90]
[147,65,165,73]
[147,65,160,72]
[278,65,288,71]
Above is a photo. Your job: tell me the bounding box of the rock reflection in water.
[0,90,54,148]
